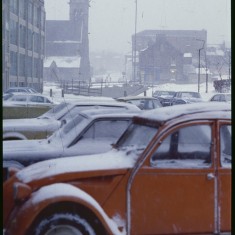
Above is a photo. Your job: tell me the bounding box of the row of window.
[10,0,45,30]
[9,20,44,53]
[10,51,43,78]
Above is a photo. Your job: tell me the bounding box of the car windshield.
[116,123,158,152]
[39,102,68,119]
[47,114,90,146]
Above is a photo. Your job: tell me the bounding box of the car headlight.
[13,182,32,202]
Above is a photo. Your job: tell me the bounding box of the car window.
[83,119,131,139]
[117,123,158,150]
[145,100,154,110]
[220,125,231,168]
[29,96,44,103]
[45,98,52,103]
[211,95,220,101]
[153,99,162,108]
[150,124,212,168]
[11,95,27,102]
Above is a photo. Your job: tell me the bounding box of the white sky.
[44,0,231,54]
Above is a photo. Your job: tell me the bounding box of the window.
[28,29,33,50]
[211,95,220,101]
[19,24,26,48]
[150,125,212,168]
[10,0,18,15]
[33,5,38,26]
[10,51,17,76]
[117,123,158,150]
[30,96,44,103]
[12,95,27,102]
[19,0,26,19]
[19,54,25,77]
[220,125,231,168]
[27,56,33,77]
[10,20,17,45]
[28,2,33,24]
[83,120,131,139]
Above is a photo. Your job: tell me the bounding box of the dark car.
[152,90,176,106]
[170,91,203,105]
[3,102,231,235]
[117,96,162,110]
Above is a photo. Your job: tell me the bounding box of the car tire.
[26,204,108,235]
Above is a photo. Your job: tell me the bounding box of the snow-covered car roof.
[41,100,140,119]
[136,102,231,123]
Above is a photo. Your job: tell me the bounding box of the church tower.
[69,0,90,80]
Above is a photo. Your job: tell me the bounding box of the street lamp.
[133,0,138,83]
[196,39,205,93]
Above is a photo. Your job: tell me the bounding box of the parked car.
[152,90,176,106]
[3,109,139,169]
[4,86,38,94]
[3,93,56,119]
[209,93,231,103]
[170,91,203,105]
[117,96,162,110]
[3,102,231,235]
[3,92,14,101]
[3,100,140,140]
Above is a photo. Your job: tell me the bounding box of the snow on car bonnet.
[16,148,138,183]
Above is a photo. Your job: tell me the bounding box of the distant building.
[44,0,90,82]
[2,0,45,92]
[132,29,207,82]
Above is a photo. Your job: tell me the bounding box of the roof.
[136,102,231,123]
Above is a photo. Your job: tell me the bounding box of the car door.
[130,121,216,234]
[217,121,231,232]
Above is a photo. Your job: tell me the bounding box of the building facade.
[132,30,208,83]
[44,0,90,82]
[2,0,45,92]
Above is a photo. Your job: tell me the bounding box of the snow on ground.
[43,80,219,103]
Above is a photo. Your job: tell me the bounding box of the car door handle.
[207,173,215,180]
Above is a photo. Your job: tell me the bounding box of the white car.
[3,109,140,168]
[3,93,56,119]
[3,92,54,106]
[3,100,140,140]
[209,93,231,103]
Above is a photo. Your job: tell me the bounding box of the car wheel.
[26,204,108,235]
[29,212,99,235]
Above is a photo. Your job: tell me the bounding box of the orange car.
[3,102,231,235]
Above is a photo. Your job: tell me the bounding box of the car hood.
[3,139,63,165]
[3,118,61,132]
[15,148,139,184]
